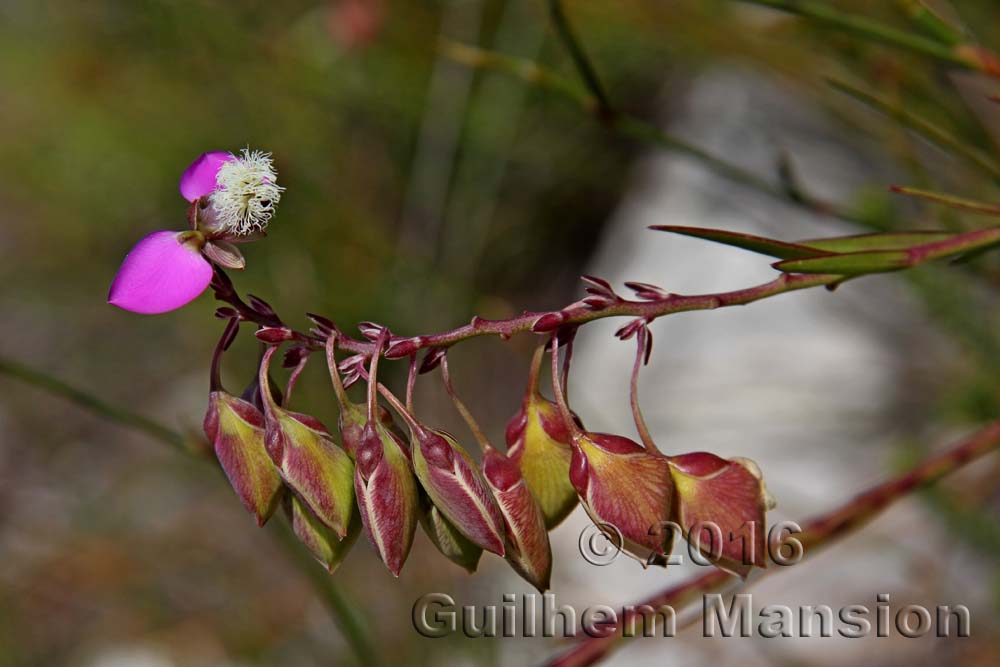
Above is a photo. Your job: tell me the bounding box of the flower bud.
[570,431,675,565]
[411,427,506,556]
[259,347,355,537]
[287,495,360,573]
[204,390,283,525]
[419,497,483,573]
[506,384,579,529]
[482,448,552,592]
[668,452,774,578]
[354,422,420,576]
[338,400,395,459]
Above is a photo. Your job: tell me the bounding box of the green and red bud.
[668,452,774,578]
[411,427,506,556]
[259,346,355,537]
[287,495,360,573]
[419,497,483,574]
[324,332,394,458]
[569,431,675,565]
[505,348,579,529]
[204,390,283,526]
[482,447,552,592]
[354,421,420,576]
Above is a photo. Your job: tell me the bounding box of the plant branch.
[0,354,376,666]
[0,355,188,451]
[827,78,1000,182]
[738,0,1000,78]
[547,0,612,117]
[438,40,856,222]
[546,418,1000,667]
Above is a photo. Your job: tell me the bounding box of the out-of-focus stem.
[894,0,963,45]
[0,354,377,666]
[891,185,1000,216]
[270,518,378,666]
[738,0,1000,77]
[828,78,1000,182]
[439,40,855,222]
[546,419,1000,667]
[547,0,612,116]
[0,355,188,451]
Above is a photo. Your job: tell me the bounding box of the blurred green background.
[3,1,1000,666]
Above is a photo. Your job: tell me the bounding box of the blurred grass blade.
[890,186,1000,216]
[895,0,963,46]
[827,78,1000,181]
[739,0,1000,78]
[801,231,953,252]
[652,225,827,259]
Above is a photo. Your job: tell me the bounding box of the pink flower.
[108,230,213,315]
[179,151,234,202]
[108,149,282,315]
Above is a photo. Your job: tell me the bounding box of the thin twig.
[438,41,856,222]
[0,356,187,451]
[0,354,377,666]
[739,0,1000,78]
[547,0,612,117]
[546,419,1000,667]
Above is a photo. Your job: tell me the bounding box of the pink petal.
[108,231,212,314]
[178,151,233,202]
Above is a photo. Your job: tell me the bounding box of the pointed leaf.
[652,225,826,260]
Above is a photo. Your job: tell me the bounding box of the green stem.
[271,519,378,666]
[738,0,996,75]
[547,0,612,116]
[440,40,857,222]
[894,0,963,46]
[828,78,1000,182]
[0,354,375,665]
[0,356,187,451]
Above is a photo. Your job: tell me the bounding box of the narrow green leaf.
[890,186,1000,216]
[800,231,952,253]
[652,225,826,260]
[774,250,913,275]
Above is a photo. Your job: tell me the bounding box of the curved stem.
[406,353,418,414]
[366,329,390,423]
[526,344,545,398]
[284,352,309,407]
[630,327,658,451]
[374,380,422,436]
[257,345,281,418]
[561,338,574,404]
[324,333,353,409]
[440,354,493,452]
[210,317,240,392]
[549,338,581,439]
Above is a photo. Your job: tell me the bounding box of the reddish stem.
[324,333,352,409]
[549,338,581,439]
[545,419,1000,667]
[629,327,658,451]
[366,329,390,423]
[440,354,493,453]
